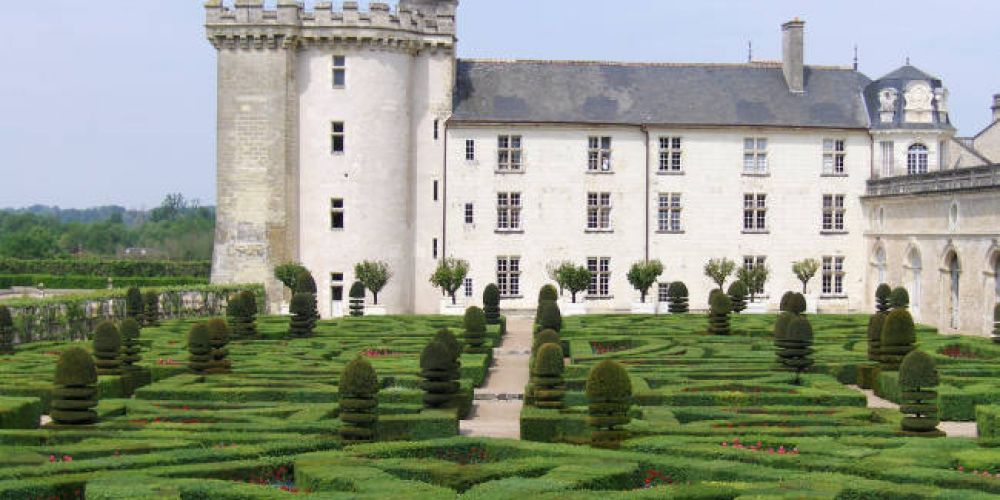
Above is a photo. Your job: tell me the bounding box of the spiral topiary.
[890,287,909,310]
[707,291,732,335]
[288,292,317,337]
[92,321,121,376]
[0,305,14,354]
[187,323,213,374]
[205,318,231,374]
[483,284,501,325]
[879,309,916,370]
[727,281,748,314]
[420,340,460,408]
[898,350,941,436]
[338,356,379,443]
[586,360,632,448]
[51,347,99,425]
[142,291,160,327]
[875,284,892,313]
[667,282,689,314]
[463,306,488,353]
[537,300,562,333]
[119,318,141,368]
[349,281,366,317]
[125,287,143,322]
[226,291,257,338]
[776,315,814,385]
[867,313,887,362]
[994,303,1000,344]
[532,343,565,409]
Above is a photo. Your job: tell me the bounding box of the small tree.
[483,284,501,324]
[867,313,887,362]
[532,343,566,409]
[547,260,572,295]
[463,306,488,353]
[143,292,160,327]
[890,286,910,310]
[125,287,143,322]
[188,322,213,374]
[0,306,14,354]
[586,360,632,449]
[289,292,317,337]
[274,262,309,292]
[898,350,941,436]
[339,357,380,443]
[879,309,916,370]
[92,321,121,376]
[707,291,732,335]
[355,260,392,305]
[738,265,770,303]
[667,282,689,314]
[226,291,257,338]
[348,282,366,317]
[205,318,231,374]
[119,318,142,369]
[704,258,736,290]
[420,340,460,408]
[51,347,98,425]
[627,260,664,303]
[557,264,592,304]
[430,258,469,305]
[875,284,892,313]
[792,259,820,294]
[776,315,814,385]
[727,281,748,314]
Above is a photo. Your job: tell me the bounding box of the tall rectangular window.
[880,141,894,177]
[586,192,612,230]
[463,277,474,298]
[657,193,682,232]
[587,257,611,298]
[432,238,438,259]
[822,194,846,232]
[658,137,683,172]
[432,180,439,202]
[743,193,767,232]
[464,203,474,224]
[497,256,521,297]
[657,282,671,303]
[330,198,344,229]
[588,136,612,171]
[496,192,522,231]
[332,55,346,88]
[743,256,767,295]
[465,139,475,161]
[743,137,768,174]
[822,256,845,296]
[823,139,846,175]
[331,122,345,153]
[939,140,948,169]
[497,135,523,171]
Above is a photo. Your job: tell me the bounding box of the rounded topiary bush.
[532,343,565,409]
[785,293,807,315]
[586,360,632,448]
[143,291,160,327]
[288,292,317,337]
[420,340,460,408]
[187,323,213,374]
[0,305,14,354]
[773,311,795,342]
[667,282,689,314]
[779,291,796,313]
[533,329,561,354]
[537,300,562,333]
[890,287,910,310]
[867,313,886,362]
[431,329,461,393]
[349,281,366,317]
[51,347,98,425]
[727,281,748,314]
[880,309,916,370]
[463,306,488,353]
[483,284,501,325]
[338,356,379,443]
[898,350,941,436]
[538,284,559,304]
[875,284,892,313]
[226,291,257,338]
[205,318,231,374]
[119,318,141,368]
[92,321,121,376]
[294,270,320,323]
[125,287,143,322]
[707,291,732,335]
[776,315,814,385]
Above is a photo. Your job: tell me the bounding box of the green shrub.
[784,292,807,315]
[538,284,559,303]
[349,281,366,317]
[773,311,795,342]
[274,262,309,291]
[533,329,561,354]
[354,260,391,305]
[727,281,748,314]
[707,291,732,335]
[226,291,257,338]
[294,270,320,323]
[532,343,565,409]
[779,291,795,312]
[0,305,13,354]
[776,315,814,385]
[537,300,562,332]
[288,292,317,337]
[0,396,41,429]
[627,259,663,303]
[339,357,379,443]
[866,313,886,362]
[125,287,143,321]
[483,284,501,325]
[463,306,488,353]
[586,360,632,448]
[142,291,160,327]
[667,282,689,314]
[119,318,141,368]
[875,283,892,313]
[879,309,915,370]
[890,286,909,309]
[0,258,209,277]
[431,329,462,399]
[92,321,121,376]
[187,323,213,374]
[205,318,231,374]
[898,350,941,436]
[51,347,98,425]
[420,340,459,408]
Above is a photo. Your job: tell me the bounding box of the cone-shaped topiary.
[531,328,561,369]
[187,323,213,374]
[875,284,892,313]
[294,270,320,323]
[898,350,941,436]
[890,287,909,310]
[773,311,795,342]
[119,318,141,368]
[0,305,14,354]
[867,313,887,362]
[880,309,916,370]
[226,291,257,338]
[483,284,501,325]
[125,287,143,322]
[586,360,632,448]
[92,321,121,376]
[537,300,562,333]
[420,340,460,408]
[288,292,317,337]
[532,343,565,409]
[707,291,732,335]
[142,292,160,327]
[994,303,1000,344]
[667,282,689,314]
[727,281,748,314]
[349,281,366,317]
[51,347,99,425]
[339,356,379,443]
[776,315,814,385]
[432,328,462,388]
[779,291,796,313]
[205,318,231,374]
[463,306,488,353]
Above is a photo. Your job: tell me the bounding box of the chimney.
[992,94,1000,122]
[782,18,805,93]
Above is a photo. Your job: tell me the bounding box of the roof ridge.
[457,58,855,71]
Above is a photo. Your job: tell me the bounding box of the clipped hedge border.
[0,275,208,290]
[0,397,41,430]
[0,258,210,278]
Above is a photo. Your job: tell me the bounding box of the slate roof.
[863,64,953,131]
[452,59,872,128]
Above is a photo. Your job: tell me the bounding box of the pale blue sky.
[1,1,997,209]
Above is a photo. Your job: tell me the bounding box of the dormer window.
[907,144,928,175]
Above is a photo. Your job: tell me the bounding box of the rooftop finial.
[905,56,910,65]
[747,40,753,63]
[853,45,858,71]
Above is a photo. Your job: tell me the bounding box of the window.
[496,192,522,231]
[497,256,521,297]
[743,256,767,295]
[587,257,611,298]
[743,193,767,232]
[658,137,683,173]
[463,277,474,298]
[743,137,768,174]
[822,194,846,232]
[330,198,344,229]
[432,238,438,259]
[939,140,948,169]
[464,203,474,224]
[907,144,929,175]
[657,193,682,232]
[657,282,671,303]
[331,122,345,153]
[822,256,845,296]
[433,180,439,202]
[433,120,439,140]
[465,139,475,161]
[330,273,344,302]
[332,55,346,88]
[497,135,522,171]
[879,141,895,177]
[588,136,612,172]
[823,139,846,175]
[587,192,612,231]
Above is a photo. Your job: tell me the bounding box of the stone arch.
[872,242,887,285]
[905,244,923,319]
[942,248,961,329]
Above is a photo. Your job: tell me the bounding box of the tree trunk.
[801,281,807,294]
[640,290,647,303]
[450,292,457,305]
[373,291,379,305]
[571,292,577,304]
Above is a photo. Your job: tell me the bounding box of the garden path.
[459,316,533,439]
[848,385,978,438]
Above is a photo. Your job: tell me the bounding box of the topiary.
[994,304,1000,344]
[288,292,317,337]
[727,281,748,314]
[586,360,632,448]
[463,306,488,353]
[51,347,99,425]
[537,300,562,333]
[784,292,807,315]
[867,313,887,362]
[890,286,910,310]
[119,318,141,369]
[349,281,366,317]
[142,292,160,327]
[707,291,732,335]
[773,311,795,342]
[125,287,143,322]
[532,343,565,409]
[779,291,796,313]
[898,350,941,436]
[0,305,14,354]
[92,321,121,376]
[420,340,460,408]
[483,284,501,325]
[294,270,320,323]
[667,282,689,314]
[538,284,559,304]
[879,309,916,370]
[776,315,814,385]
[875,284,892,313]
[432,329,462,391]
[205,318,231,374]
[187,323,213,374]
[338,356,379,443]
[530,328,561,370]
[226,291,257,338]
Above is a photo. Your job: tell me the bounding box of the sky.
[1,0,998,209]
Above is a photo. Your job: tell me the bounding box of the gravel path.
[848,385,978,438]
[459,317,533,439]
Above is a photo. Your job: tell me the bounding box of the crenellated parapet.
[205,0,457,52]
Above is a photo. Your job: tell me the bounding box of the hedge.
[976,405,1000,440]
[0,274,208,290]
[0,258,210,277]
[0,397,41,429]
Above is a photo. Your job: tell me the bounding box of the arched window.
[907,144,929,175]
[947,252,961,329]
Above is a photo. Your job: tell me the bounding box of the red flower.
[48,455,55,463]
[62,455,72,462]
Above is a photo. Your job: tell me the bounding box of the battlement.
[205,0,456,50]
